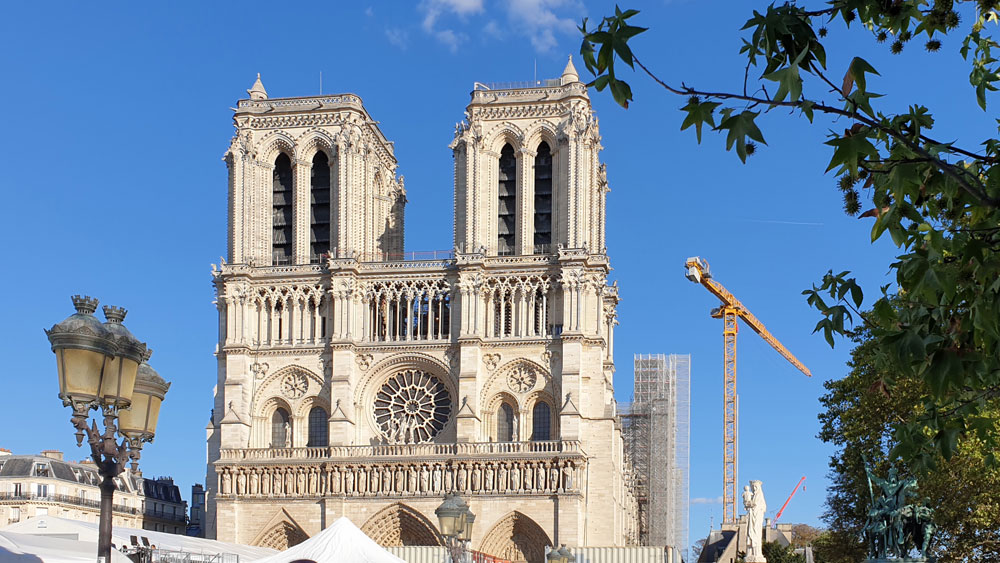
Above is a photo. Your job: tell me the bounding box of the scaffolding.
[622,354,691,562]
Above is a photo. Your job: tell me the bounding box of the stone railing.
[218,440,583,461]
[215,446,585,500]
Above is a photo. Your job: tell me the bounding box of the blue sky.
[1,0,993,552]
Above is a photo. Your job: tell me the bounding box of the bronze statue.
[863,457,936,561]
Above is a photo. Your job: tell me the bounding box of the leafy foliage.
[581,2,1000,468]
[818,325,1000,562]
[762,541,805,563]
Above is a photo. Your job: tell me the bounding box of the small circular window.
[374,369,452,444]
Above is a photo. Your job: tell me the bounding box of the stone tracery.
[373,369,452,444]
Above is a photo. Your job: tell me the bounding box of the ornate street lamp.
[436,493,475,563]
[46,296,169,563]
[546,544,576,563]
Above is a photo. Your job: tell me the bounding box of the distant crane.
[684,257,812,523]
[772,476,807,528]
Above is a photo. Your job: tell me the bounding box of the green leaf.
[719,110,767,163]
[762,65,803,102]
[680,100,721,143]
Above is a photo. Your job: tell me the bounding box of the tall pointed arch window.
[497,144,517,255]
[271,408,290,448]
[533,142,552,253]
[307,406,328,447]
[497,403,515,442]
[310,152,331,263]
[531,402,551,441]
[272,153,293,265]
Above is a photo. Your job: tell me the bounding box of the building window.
[531,402,551,441]
[307,406,329,447]
[33,463,50,478]
[497,403,515,442]
[11,507,20,522]
[498,143,517,255]
[310,152,331,263]
[13,483,22,496]
[533,141,552,253]
[272,153,293,265]
[271,408,290,448]
[36,484,48,497]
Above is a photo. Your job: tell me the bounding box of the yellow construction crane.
[684,257,812,523]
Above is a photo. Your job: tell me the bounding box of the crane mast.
[685,257,811,523]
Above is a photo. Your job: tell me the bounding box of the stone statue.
[511,464,521,491]
[331,468,341,494]
[262,470,271,495]
[471,464,482,491]
[283,422,291,447]
[408,465,417,493]
[296,469,306,495]
[274,471,283,495]
[250,470,259,495]
[485,464,495,491]
[550,464,560,492]
[345,467,355,494]
[221,470,232,494]
[744,480,766,563]
[308,469,317,494]
[236,471,246,495]
[498,463,508,492]
[433,464,442,492]
[419,465,429,493]
[862,458,936,561]
[357,468,367,495]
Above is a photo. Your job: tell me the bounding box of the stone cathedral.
[206,59,639,562]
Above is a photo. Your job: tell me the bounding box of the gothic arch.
[258,131,296,165]
[481,358,550,407]
[523,122,558,153]
[296,128,337,162]
[294,394,330,419]
[360,503,443,547]
[251,508,309,550]
[484,123,524,154]
[356,353,453,409]
[478,511,551,563]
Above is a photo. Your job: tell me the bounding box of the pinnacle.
[247,73,268,100]
[561,55,580,85]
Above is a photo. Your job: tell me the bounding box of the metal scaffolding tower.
[622,354,691,561]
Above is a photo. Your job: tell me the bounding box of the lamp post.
[436,492,475,563]
[45,296,170,563]
[546,544,576,563]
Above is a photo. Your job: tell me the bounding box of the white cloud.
[482,20,503,39]
[365,6,374,17]
[385,27,409,50]
[691,496,724,505]
[420,0,485,32]
[504,0,580,52]
[434,29,468,53]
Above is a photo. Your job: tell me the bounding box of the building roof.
[0,453,141,493]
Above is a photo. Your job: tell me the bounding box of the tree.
[579,2,1000,469]
[762,541,806,563]
[789,523,823,548]
[691,537,708,561]
[817,324,1000,561]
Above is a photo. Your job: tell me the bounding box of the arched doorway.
[479,511,551,563]
[256,521,308,550]
[360,503,443,547]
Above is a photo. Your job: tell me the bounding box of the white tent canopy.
[0,530,132,563]
[1,516,276,560]
[252,517,406,563]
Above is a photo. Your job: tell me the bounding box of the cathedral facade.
[206,60,638,562]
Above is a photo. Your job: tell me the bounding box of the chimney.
[0,448,11,457]
[40,450,64,461]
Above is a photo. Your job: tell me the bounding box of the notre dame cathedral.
[206,58,639,562]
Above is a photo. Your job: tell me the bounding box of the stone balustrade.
[215,452,584,499]
[218,439,583,461]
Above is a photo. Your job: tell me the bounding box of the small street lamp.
[436,492,475,563]
[546,544,576,563]
[46,296,170,563]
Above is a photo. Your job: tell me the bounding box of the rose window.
[281,372,308,399]
[374,369,452,444]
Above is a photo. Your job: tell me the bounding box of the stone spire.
[560,55,580,85]
[247,73,268,100]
